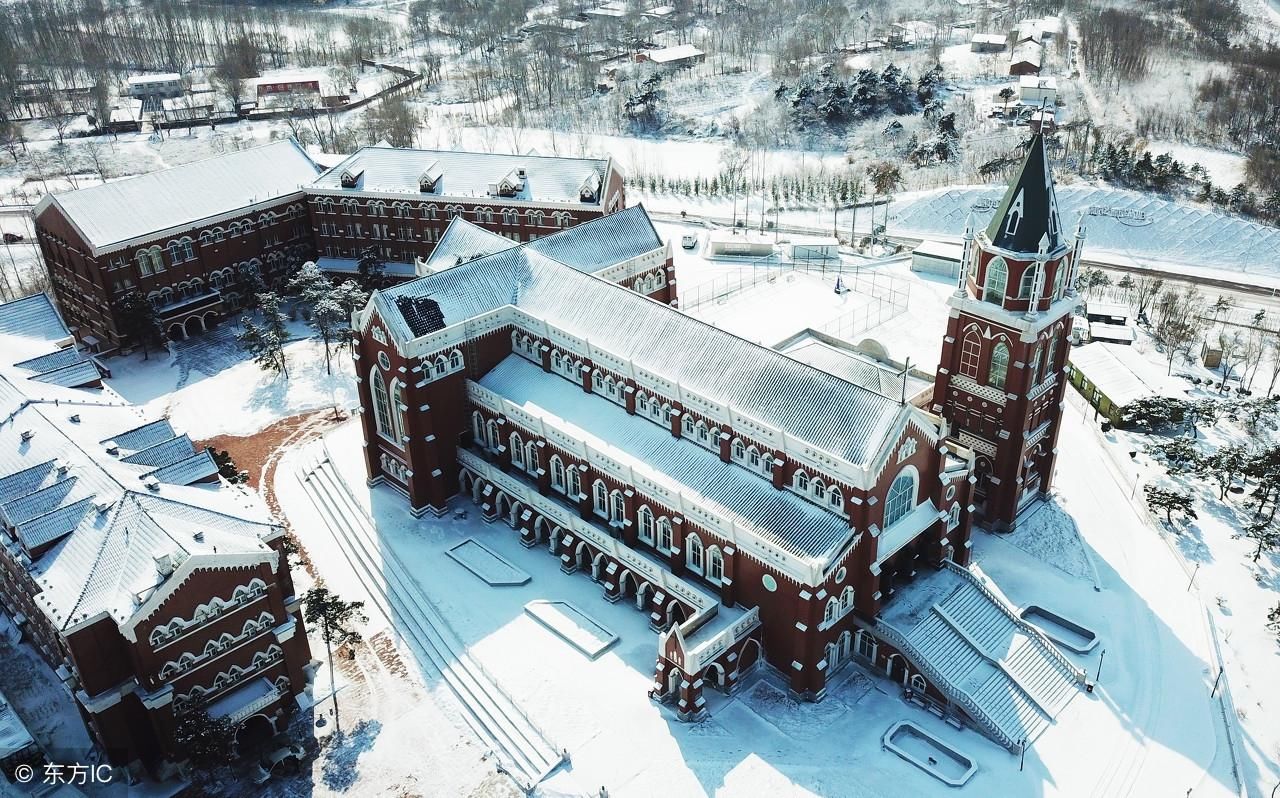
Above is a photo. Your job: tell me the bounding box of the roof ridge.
[60,494,134,629]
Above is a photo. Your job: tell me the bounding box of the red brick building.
[932,135,1080,530]
[0,294,314,777]
[345,140,1088,749]
[32,141,625,355]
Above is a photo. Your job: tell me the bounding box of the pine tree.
[174,709,235,769]
[303,587,368,734]
[286,260,333,317]
[311,296,348,375]
[1238,519,1280,562]
[237,292,290,378]
[113,291,163,359]
[357,247,387,292]
[1143,484,1198,524]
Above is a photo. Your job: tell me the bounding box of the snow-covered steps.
[296,455,563,790]
[875,563,1086,751]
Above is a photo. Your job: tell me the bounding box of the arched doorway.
[202,311,219,330]
[575,542,591,571]
[665,600,685,629]
[168,323,186,341]
[235,713,274,754]
[701,662,726,692]
[183,315,203,338]
[459,470,474,498]
[494,492,510,520]
[636,582,651,612]
[591,552,606,581]
[666,666,682,698]
[618,570,635,599]
[736,638,763,672]
[508,501,523,528]
[548,525,562,555]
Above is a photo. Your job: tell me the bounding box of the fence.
[817,268,912,343]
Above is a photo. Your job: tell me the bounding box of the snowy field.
[104,318,357,439]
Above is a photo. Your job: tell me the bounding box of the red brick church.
[347,135,1089,748]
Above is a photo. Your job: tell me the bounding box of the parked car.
[252,744,306,785]
[681,233,698,249]
[2,233,23,243]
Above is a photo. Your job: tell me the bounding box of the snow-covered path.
[1051,400,1242,797]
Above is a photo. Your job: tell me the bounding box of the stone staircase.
[879,564,1085,750]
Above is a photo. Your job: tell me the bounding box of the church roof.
[984,135,1064,255]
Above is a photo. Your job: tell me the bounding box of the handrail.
[943,561,1086,683]
[873,618,1019,751]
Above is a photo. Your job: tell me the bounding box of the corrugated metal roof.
[145,450,219,484]
[45,139,318,251]
[121,435,195,468]
[526,205,662,273]
[311,146,607,204]
[103,419,176,452]
[424,218,516,270]
[480,356,851,560]
[374,208,904,466]
[29,360,101,388]
[0,294,70,343]
[780,337,931,401]
[1068,341,1185,406]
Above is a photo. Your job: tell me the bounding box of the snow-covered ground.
[104,318,357,439]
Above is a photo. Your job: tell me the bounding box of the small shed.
[1009,41,1043,76]
[638,44,706,68]
[910,239,965,278]
[1018,75,1058,106]
[707,230,774,257]
[1066,342,1185,425]
[785,236,840,262]
[1085,300,1130,325]
[1089,322,1136,345]
[970,33,1007,53]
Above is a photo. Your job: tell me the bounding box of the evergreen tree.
[113,291,163,360]
[1194,443,1250,499]
[1238,519,1280,562]
[237,292,290,378]
[174,710,235,769]
[1143,484,1198,524]
[356,247,388,292]
[311,296,349,375]
[286,260,333,316]
[303,587,368,734]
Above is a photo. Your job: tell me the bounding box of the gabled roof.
[369,208,908,468]
[525,205,663,272]
[35,139,319,254]
[424,217,517,271]
[983,135,1064,255]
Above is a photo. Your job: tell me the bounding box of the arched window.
[435,355,448,376]
[567,466,581,497]
[528,209,544,226]
[828,487,843,510]
[449,350,463,370]
[732,439,746,461]
[657,517,673,552]
[884,468,917,528]
[1019,263,1039,298]
[662,404,673,424]
[794,471,809,492]
[609,490,625,522]
[371,367,395,442]
[510,432,525,468]
[706,546,723,582]
[1043,331,1059,383]
[472,411,485,447]
[811,479,826,502]
[988,342,1010,390]
[389,380,406,443]
[824,597,839,625]
[686,534,704,574]
[551,456,565,491]
[696,421,708,443]
[593,480,608,516]
[682,415,695,436]
[910,673,927,692]
[983,257,1008,304]
[167,241,182,265]
[840,586,854,611]
[959,331,981,379]
[1029,344,1043,386]
[1051,261,1065,298]
[638,506,655,543]
[947,504,961,531]
[747,446,761,468]
[525,441,539,473]
[637,392,649,414]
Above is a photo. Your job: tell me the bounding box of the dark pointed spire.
[984,135,1063,255]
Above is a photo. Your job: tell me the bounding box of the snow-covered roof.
[36,139,319,254]
[0,294,73,345]
[778,335,932,403]
[1067,342,1185,406]
[425,218,517,271]
[127,73,181,85]
[913,239,964,261]
[480,355,851,561]
[371,208,908,468]
[310,146,610,205]
[1085,300,1129,319]
[1019,75,1057,90]
[0,690,35,755]
[971,33,1007,45]
[315,257,418,279]
[0,300,276,633]
[1088,322,1136,343]
[1010,40,1043,67]
[645,44,705,64]
[526,205,663,272]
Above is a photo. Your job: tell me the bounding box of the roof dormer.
[488,168,525,198]
[339,168,364,189]
[579,172,601,202]
[419,161,442,193]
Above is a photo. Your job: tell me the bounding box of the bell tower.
[933,135,1084,531]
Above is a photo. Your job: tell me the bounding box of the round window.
[762,574,777,592]
[946,484,957,501]
[835,567,847,584]
[377,351,391,370]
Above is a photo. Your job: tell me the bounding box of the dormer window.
[578,172,601,203]
[339,169,363,189]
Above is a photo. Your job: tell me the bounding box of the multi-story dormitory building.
[347,136,1090,747]
[33,140,626,355]
[0,293,314,777]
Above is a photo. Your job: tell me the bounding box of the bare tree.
[1132,274,1164,320]
[1153,285,1208,374]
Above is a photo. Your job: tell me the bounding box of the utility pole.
[1095,648,1106,682]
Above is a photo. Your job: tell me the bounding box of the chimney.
[153,552,174,577]
[19,430,34,442]
[103,440,119,456]
[143,477,161,492]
